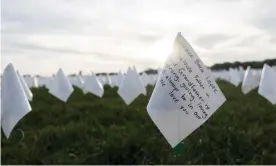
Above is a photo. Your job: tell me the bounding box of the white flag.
[23,76,36,88]
[70,75,83,89]
[79,75,89,94]
[272,66,276,71]
[32,77,38,88]
[238,66,245,81]
[258,64,276,104]
[49,69,74,102]
[118,67,146,105]
[45,77,55,90]
[1,63,32,138]
[17,71,33,101]
[117,70,124,86]
[113,71,124,87]
[133,66,147,95]
[147,32,226,148]
[83,74,104,98]
[107,75,114,88]
[140,72,149,87]
[241,66,260,94]
[229,68,241,87]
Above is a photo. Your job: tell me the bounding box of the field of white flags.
[1,33,276,165]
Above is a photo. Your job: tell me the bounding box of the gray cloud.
[195,34,234,49]
[235,35,261,47]
[3,42,91,55]
[133,34,161,43]
[2,0,276,74]
[270,37,276,43]
[1,38,158,67]
[253,16,276,36]
[248,0,276,39]
[204,49,276,63]
[2,9,94,35]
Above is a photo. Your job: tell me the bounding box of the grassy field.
[1,81,276,164]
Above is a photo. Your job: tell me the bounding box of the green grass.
[1,81,276,164]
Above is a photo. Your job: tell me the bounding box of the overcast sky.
[2,0,276,75]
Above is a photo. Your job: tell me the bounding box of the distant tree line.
[143,58,276,74]
[210,58,276,70]
[26,58,276,77]
[143,69,159,75]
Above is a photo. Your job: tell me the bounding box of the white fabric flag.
[229,68,241,87]
[258,64,276,104]
[147,32,226,148]
[216,70,231,82]
[239,66,245,81]
[23,77,32,88]
[107,75,114,87]
[37,77,46,87]
[36,76,47,88]
[98,75,108,86]
[70,75,84,89]
[78,75,89,94]
[157,67,162,77]
[118,67,146,105]
[1,63,32,138]
[111,75,118,87]
[17,71,33,101]
[83,74,104,97]
[140,73,149,87]
[49,69,74,102]
[70,75,86,94]
[133,66,147,95]
[147,74,156,86]
[32,77,38,88]
[114,71,124,87]
[241,66,260,94]
[45,77,55,90]
[24,76,38,88]
[272,66,276,71]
